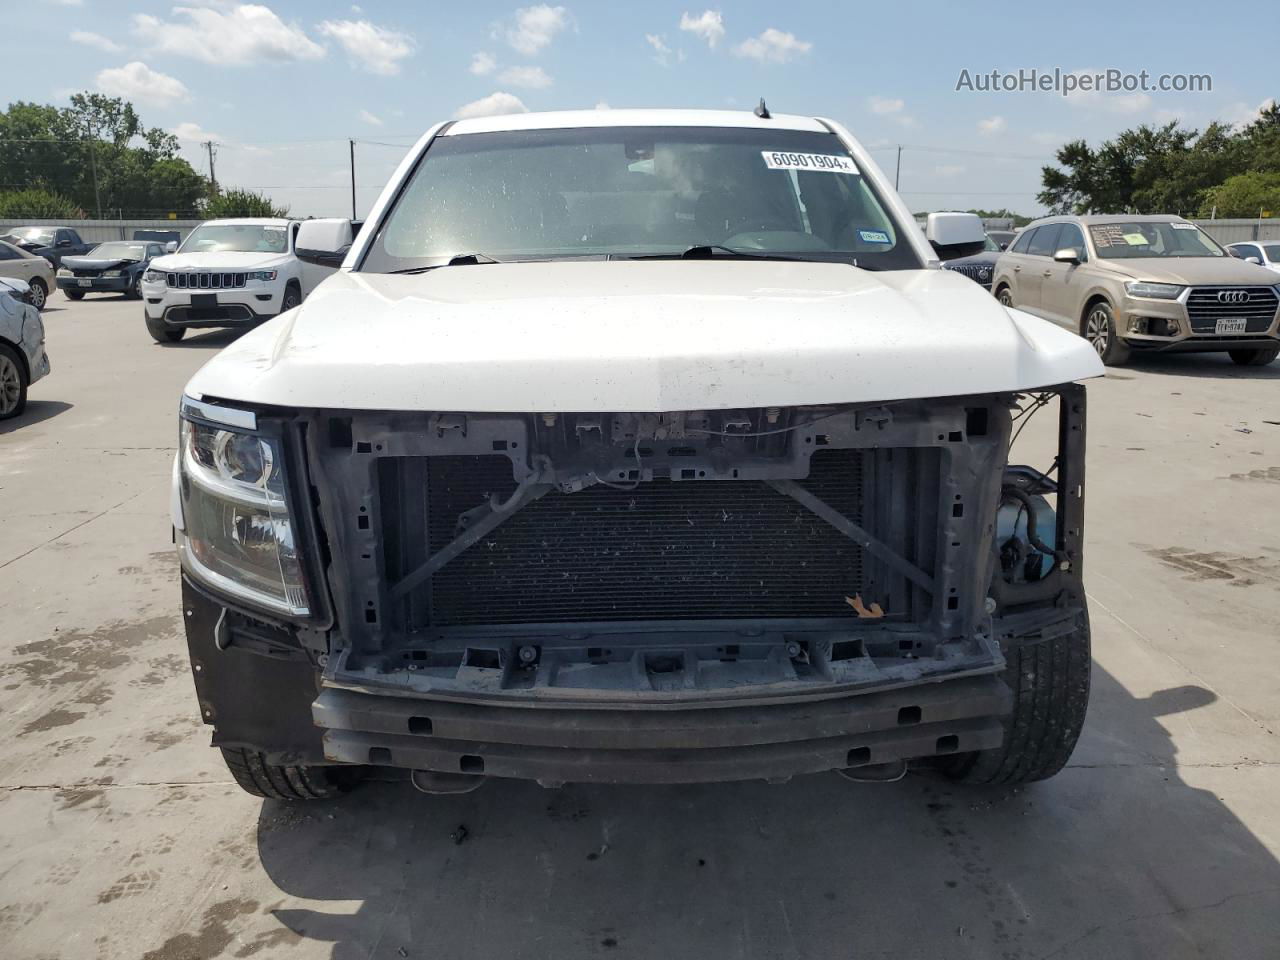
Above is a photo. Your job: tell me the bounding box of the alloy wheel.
[0,354,21,416]
[997,288,1013,307]
[29,281,46,309]
[1086,308,1110,358]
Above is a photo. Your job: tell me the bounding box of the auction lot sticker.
[762,151,859,173]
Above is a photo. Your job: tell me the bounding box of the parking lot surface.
[2,293,1279,960]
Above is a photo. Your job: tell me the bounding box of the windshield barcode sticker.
[761,151,858,174]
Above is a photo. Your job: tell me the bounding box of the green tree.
[0,188,82,218]
[201,188,289,219]
[1198,171,1280,218]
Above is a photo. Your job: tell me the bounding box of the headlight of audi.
[1124,281,1184,300]
[143,269,165,283]
[176,399,309,616]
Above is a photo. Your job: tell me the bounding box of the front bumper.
[1118,293,1280,351]
[57,275,131,293]
[143,284,283,326]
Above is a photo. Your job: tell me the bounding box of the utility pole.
[894,145,902,190]
[204,140,218,193]
[349,139,357,220]
[85,119,102,220]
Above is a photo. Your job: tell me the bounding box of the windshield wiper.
[630,245,811,262]
[390,252,504,275]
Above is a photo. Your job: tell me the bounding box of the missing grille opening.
[644,653,684,674]
[936,735,959,754]
[897,706,922,725]
[847,747,871,766]
[830,639,865,662]
[464,648,503,670]
[459,755,484,773]
[408,716,433,735]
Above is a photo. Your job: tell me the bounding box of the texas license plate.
[1215,317,1248,335]
[77,278,92,287]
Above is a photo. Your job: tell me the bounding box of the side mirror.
[1053,247,1082,264]
[925,212,986,259]
[999,241,1009,251]
[1246,256,1263,265]
[56,238,71,247]
[296,218,354,268]
[165,241,178,254]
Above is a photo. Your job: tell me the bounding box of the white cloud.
[868,96,904,115]
[645,33,684,66]
[470,51,497,75]
[505,5,569,56]
[1224,98,1275,128]
[732,28,810,64]
[1061,68,1151,115]
[70,30,122,54]
[360,109,383,126]
[978,115,1006,135]
[133,5,323,67]
[172,121,220,141]
[678,10,724,48]
[317,19,414,76]
[498,65,552,88]
[96,62,189,107]
[453,91,529,120]
[935,164,966,178]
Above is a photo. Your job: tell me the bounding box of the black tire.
[0,342,28,420]
[220,747,360,800]
[995,285,1014,308]
[1228,346,1279,366]
[29,278,49,309]
[1082,301,1131,366]
[280,282,301,314]
[64,289,84,301]
[129,273,144,300]
[145,314,185,343]
[947,613,1091,785]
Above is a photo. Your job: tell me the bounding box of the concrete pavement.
[1,292,1278,959]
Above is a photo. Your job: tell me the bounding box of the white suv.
[141,218,334,343]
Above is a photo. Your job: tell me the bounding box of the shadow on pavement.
[162,329,243,350]
[0,399,73,435]
[1127,353,1280,381]
[248,666,1280,960]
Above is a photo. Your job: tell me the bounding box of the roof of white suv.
[445,108,830,136]
[201,218,294,227]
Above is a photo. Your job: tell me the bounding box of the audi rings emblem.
[1217,290,1249,304]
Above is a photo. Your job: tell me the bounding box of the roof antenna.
[754,98,771,119]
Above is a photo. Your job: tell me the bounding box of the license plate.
[191,293,218,308]
[1215,317,1248,335]
[77,278,92,287]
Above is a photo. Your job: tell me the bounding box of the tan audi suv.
[992,214,1280,366]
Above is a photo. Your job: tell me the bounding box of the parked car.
[0,239,55,310]
[0,275,51,419]
[993,214,1280,366]
[172,108,1104,801]
[940,234,1002,290]
[987,229,1016,251]
[132,229,182,247]
[140,218,334,343]
[56,240,167,301]
[0,226,93,267]
[1226,241,1280,274]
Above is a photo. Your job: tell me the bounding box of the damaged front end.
[180,387,1088,786]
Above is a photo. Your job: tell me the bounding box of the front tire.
[1083,301,1131,366]
[145,315,185,343]
[129,273,144,300]
[29,278,49,309]
[280,283,301,314]
[1228,346,1279,366]
[220,747,360,800]
[996,285,1014,308]
[947,613,1091,785]
[0,343,28,420]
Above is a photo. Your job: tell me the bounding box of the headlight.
[1124,281,1184,300]
[57,268,72,277]
[177,399,309,616]
[248,270,278,282]
[103,270,122,278]
[144,270,165,283]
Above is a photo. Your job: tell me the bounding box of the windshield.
[1264,245,1280,261]
[4,227,54,246]
[88,242,146,261]
[361,126,920,272]
[181,224,289,254]
[1087,221,1226,259]
[983,235,1000,252]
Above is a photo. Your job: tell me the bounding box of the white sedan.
[1226,241,1280,273]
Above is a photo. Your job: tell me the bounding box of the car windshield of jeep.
[1087,221,1226,259]
[361,126,920,272]
[181,224,288,254]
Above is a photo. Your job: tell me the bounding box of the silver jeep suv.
[992,214,1280,366]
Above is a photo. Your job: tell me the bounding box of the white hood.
[185,261,1103,412]
[152,251,290,271]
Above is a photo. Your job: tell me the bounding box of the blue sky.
[15,0,1277,217]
